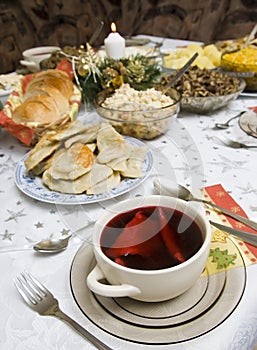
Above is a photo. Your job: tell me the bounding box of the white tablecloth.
[1,36,257,350]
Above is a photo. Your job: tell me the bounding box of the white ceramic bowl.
[87,195,212,302]
[21,46,60,72]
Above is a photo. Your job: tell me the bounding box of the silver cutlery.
[89,20,104,45]
[33,221,94,254]
[14,272,112,350]
[241,23,257,49]
[215,111,245,129]
[214,135,257,149]
[33,235,72,253]
[210,220,257,246]
[163,52,199,92]
[154,178,257,231]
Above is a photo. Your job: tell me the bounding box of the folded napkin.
[203,184,257,274]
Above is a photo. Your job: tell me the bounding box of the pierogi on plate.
[24,121,147,195]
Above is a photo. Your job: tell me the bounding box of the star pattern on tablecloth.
[0,229,15,241]
[238,183,257,195]
[4,208,26,222]
[34,222,43,228]
[209,154,247,173]
[0,154,16,175]
[61,228,70,235]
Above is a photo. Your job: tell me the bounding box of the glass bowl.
[95,86,181,140]
[180,78,246,114]
[221,47,257,91]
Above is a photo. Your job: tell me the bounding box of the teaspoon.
[153,178,257,231]
[33,221,95,253]
[33,235,72,253]
[215,111,245,129]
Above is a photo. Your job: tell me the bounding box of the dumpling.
[64,125,99,148]
[50,142,94,180]
[120,145,147,178]
[42,162,113,194]
[24,132,60,172]
[97,123,132,163]
[87,171,121,195]
[50,120,95,142]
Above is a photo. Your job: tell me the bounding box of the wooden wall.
[1,0,257,73]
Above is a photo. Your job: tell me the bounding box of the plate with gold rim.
[70,239,246,345]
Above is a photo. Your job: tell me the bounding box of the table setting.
[1,28,257,350]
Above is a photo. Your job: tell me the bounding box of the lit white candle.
[104,22,125,59]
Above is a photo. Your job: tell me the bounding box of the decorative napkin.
[203,184,257,275]
[0,64,81,146]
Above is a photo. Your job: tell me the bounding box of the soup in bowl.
[87,195,212,302]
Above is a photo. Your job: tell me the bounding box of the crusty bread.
[24,84,70,115]
[26,70,74,100]
[12,69,74,125]
[12,94,60,124]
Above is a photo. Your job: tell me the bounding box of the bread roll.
[26,70,73,100]
[12,69,74,125]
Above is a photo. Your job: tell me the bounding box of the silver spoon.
[163,52,199,93]
[242,23,257,49]
[33,221,95,253]
[33,235,72,253]
[153,178,257,231]
[215,111,245,129]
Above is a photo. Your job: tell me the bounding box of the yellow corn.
[222,47,257,67]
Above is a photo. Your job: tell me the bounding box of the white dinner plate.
[70,240,246,345]
[240,91,257,98]
[239,110,257,138]
[14,137,153,205]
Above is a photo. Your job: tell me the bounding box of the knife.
[210,220,257,247]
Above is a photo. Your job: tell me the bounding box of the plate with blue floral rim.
[14,137,153,205]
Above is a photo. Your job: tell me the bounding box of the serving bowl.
[221,46,257,91]
[95,85,181,140]
[180,78,246,113]
[159,67,245,114]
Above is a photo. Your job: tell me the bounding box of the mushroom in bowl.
[159,67,246,114]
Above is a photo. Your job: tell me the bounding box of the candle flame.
[111,22,117,33]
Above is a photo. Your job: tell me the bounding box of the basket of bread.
[0,68,81,145]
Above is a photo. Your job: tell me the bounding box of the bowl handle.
[87,265,140,297]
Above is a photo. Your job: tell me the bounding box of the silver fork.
[14,271,112,350]
[214,135,257,149]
